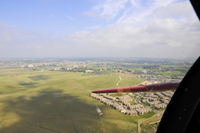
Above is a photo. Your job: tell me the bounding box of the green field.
[0,69,158,133]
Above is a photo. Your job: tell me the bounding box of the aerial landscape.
[0,0,199,132]
[0,58,191,133]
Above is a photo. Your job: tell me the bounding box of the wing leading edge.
[92,82,179,93]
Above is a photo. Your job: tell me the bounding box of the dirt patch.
[19,82,37,88]
[29,75,50,81]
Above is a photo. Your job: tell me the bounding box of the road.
[116,76,122,87]
[137,111,163,133]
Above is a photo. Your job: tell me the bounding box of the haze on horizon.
[0,0,199,60]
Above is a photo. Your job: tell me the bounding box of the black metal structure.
[157,56,200,133]
[190,0,200,20]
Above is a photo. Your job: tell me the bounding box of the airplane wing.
[92,82,179,93]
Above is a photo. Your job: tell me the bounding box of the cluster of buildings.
[91,90,174,116]
[19,62,90,72]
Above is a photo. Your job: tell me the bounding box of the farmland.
[0,58,191,133]
[0,70,152,133]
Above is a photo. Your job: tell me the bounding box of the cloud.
[84,0,130,18]
[65,17,200,59]
[0,0,199,59]
[68,0,200,59]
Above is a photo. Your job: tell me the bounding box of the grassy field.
[0,69,158,133]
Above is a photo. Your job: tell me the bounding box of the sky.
[0,0,199,59]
